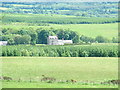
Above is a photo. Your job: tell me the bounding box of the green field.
[2,57,118,88]
[51,23,118,39]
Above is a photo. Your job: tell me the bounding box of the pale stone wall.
[47,36,73,45]
[0,41,8,46]
[47,36,58,45]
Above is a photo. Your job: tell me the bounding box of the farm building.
[0,41,8,46]
[47,36,73,45]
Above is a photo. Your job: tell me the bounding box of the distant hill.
[1,2,118,18]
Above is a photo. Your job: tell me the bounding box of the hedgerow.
[1,45,118,57]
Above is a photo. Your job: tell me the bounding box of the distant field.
[2,57,118,88]
[49,23,118,39]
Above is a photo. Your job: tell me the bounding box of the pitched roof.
[48,36,58,39]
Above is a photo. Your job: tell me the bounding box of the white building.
[0,41,8,46]
[47,36,73,45]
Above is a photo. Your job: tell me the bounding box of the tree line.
[1,45,118,57]
[2,14,118,24]
[1,28,119,45]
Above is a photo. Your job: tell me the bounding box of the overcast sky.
[1,0,119,2]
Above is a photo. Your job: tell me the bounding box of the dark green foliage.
[2,49,7,56]
[1,44,117,57]
[37,30,55,44]
[95,36,110,43]
[14,35,31,44]
[72,34,80,43]
[112,37,118,43]
[2,28,8,34]
[56,29,80,43]
[2,14,118,24]
[37,29,80,44]
[0,35,9,41]
[17,29,30,35]
[13,49,21,56]
[30,33,37,45]
[8,39,15,45]
[80,35,95,43]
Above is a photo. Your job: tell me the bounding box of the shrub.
[95,36,110,43]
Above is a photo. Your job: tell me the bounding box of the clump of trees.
[112,37,119,43]
[95,36,110,43]
[80,35,95,43]
[1,27,118,45]
[1,28,80,45]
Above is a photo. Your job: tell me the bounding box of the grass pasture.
[50,23,118,39]
[2,57,118,88]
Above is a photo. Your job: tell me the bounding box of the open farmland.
[2,57,118,88]
[1,1,119,88]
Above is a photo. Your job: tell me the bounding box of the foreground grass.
[3,81,118,88]
[1,57,118,88]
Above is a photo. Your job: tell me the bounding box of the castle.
[47,36,73,45]
[0,41,8,46]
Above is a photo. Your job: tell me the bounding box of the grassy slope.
[50,23,118,39]
[2,57,118,88]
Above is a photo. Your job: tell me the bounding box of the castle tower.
[47,36,58,45]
